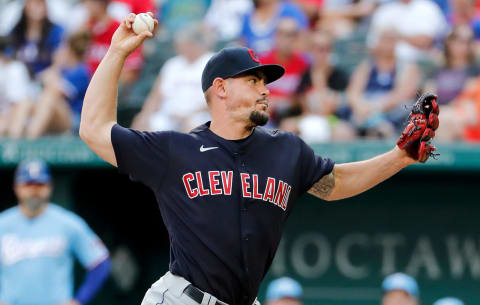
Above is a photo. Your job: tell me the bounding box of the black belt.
[184,284,225,305]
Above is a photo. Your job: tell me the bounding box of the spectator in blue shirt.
[0,159,111,305]
[240,0,309,55]
[15,31,91,138]
[8,0,64,78]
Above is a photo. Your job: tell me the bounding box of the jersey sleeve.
[70,217,109,269]
[111,124,171,188]
[298,137,335,193]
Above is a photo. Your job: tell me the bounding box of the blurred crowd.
[1,0,480,144]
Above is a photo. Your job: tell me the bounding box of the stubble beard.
[22,197,46,212]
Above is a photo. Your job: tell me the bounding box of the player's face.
[381,291,417,305]
[14,183,52,212]
[225,72,270,127]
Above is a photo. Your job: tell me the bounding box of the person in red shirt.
[260,17,309,125]
[84,0,143,83]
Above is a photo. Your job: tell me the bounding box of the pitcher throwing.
[80,12,439,305]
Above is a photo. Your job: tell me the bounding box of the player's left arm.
[69,217,111,305]
[310,93,439,201]
[308,146,415,201]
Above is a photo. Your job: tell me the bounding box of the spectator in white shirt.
[204,0,253,42]
[0,36,32,138]
[368,0,448,62]
[131,23,215,132]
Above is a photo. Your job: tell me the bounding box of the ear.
[212,77,227,99]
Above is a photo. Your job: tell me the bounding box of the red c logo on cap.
[248,49,261,63]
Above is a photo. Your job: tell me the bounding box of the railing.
[1,137,479,170]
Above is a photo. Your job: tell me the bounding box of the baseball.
[132,13,154,35]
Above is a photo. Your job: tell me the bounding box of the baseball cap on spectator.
[265,277,303,301]
[14,159,51,185]
[382,273,419,298]
[201,47,285,92]
[433,298,465,305]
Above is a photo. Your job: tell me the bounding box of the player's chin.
[249,110,269,126]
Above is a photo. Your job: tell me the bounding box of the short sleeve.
[61,66,90,100]
[298,137,335,193]
[70,217,109,269]
[47,24,64,51]
[6,61,31,103]
[111,124,171,188]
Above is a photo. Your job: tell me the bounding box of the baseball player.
[79,13,439,305]
[265,277,303,305]
[0,159,111,305]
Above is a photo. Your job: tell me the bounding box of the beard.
[249,110,269,126]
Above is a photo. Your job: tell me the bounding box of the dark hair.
[9,1,54,63]
[444,25,474,68]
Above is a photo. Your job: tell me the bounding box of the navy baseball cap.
[14,159,51,185]
[201,47,285,92]
[265,277,303,301]
[382,273,419,297]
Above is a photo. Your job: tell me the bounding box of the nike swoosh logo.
[200,145,219,152]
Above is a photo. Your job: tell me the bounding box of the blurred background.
[0,0,479,304]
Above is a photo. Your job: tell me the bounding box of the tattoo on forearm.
[308,170,335,199]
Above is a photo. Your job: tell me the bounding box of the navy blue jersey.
[111,123,334,305]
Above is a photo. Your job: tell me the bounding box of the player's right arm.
[79,13,157,167]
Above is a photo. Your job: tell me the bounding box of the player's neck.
[209,119,254,140]
[19,203,48,218]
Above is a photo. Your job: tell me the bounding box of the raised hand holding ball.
[132,13,155,35]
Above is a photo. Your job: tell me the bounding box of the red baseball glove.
[397,93,440,163]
